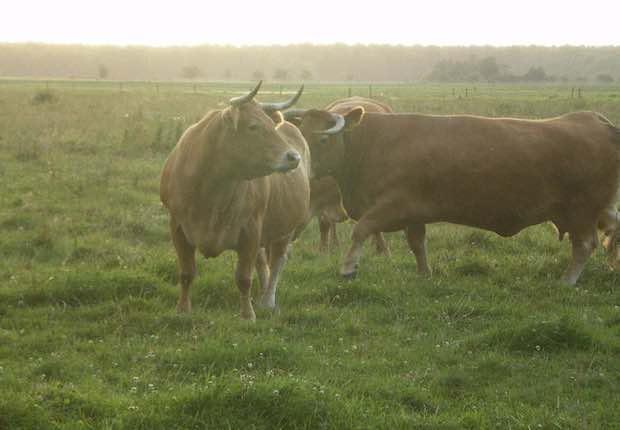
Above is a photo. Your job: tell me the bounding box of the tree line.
[0,43,619,83]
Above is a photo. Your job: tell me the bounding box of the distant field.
[0,81,619,429]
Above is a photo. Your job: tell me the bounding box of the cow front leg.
[372,233,391,256]
[170,221,196,313]
[340,203,403,278]
[563,230,597,285]
[259,236,292,309]
[406,223,431,276]
[329,222,340,248]
[236,235,259,321]
[255,248,270,296]
[598,205,620,266]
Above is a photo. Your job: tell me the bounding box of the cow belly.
[182,222,242,258]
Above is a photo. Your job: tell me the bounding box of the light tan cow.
[160,82,310,320]
[289,108,620,285]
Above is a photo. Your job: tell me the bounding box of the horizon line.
[1,41,619,49]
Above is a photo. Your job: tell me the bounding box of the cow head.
[218,81,304,180]
[284,107,364,178]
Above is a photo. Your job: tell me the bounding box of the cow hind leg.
[406,223,431,276]
[170,222,196,313]
[259,236,291,309]
[563,229,598,286]
[318,217,331,253]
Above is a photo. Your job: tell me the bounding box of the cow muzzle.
[273,150,301,173]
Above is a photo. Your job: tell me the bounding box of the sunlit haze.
[2,0,619,46]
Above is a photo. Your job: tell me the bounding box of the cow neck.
[333,124,368,213]
[183,113,251,223]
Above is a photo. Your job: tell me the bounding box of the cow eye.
[319,135,329,144]
[248,123,260,132]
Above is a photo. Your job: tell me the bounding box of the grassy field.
[0,81,619,429]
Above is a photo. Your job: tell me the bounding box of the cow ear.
[265,110,284,125]
[285,115,302,127]
[343,107,365,130]
[221,106,240,131]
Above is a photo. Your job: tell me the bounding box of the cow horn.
[283,108,307,121]
[259,84,304,111]
[316,112,345,135]
[229,80,262,106]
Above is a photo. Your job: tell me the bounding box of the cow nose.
[286,150,301,165]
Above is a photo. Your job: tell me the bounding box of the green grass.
[0,81,619,429]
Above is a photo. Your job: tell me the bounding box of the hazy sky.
[2,0,619,46]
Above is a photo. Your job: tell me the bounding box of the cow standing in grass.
[287,107,620,284]
[160,82,310,320]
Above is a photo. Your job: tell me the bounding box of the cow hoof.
[417,269,432,277]
[257,296,276,310]
[340,264,358,279]
[240,311,257,322]
[176,301,191,313]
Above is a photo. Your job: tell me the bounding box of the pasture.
[0,80,619,429]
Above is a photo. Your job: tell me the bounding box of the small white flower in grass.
[273,389,280,396]
[128,405,139,411]
[132,376,140,383]
[352,345,358,350]
[247,362,253,369]
[148,383,155,390]
[338,338,344,342]
[535,345,541,352]
[232,343,238,348]
[130,386,137,393]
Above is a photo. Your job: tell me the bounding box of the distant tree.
[478,57,499,82]
[522,66,547,82]
[300,69,313,81]
[181,65,202,80]
[98,64,109,79]
[223,69,232,80]
[596,73,614,83]
[427,59,479,82]
[345,73,355,82]
[576,76,588,82]
[273,68,288,81]
[252,70,264,80]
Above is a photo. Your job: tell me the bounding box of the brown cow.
[290,108,620,285]
[160,82,310,320]
[295,97,392,254]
